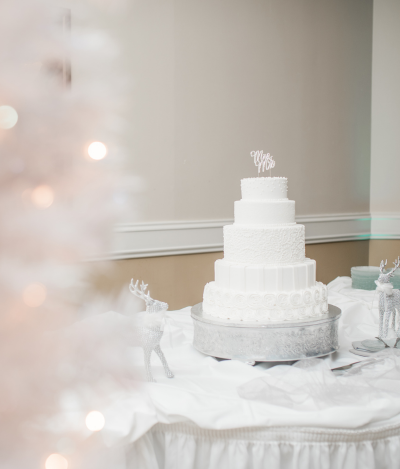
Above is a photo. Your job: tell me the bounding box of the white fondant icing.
[203,281,328,323]
[203,176,326,323]
[241,177,287,200]
[214,259,316,292]
[224,224,305,265]
[234,199,295,225]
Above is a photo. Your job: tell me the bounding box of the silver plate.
[350,337,400,357]
[191,303,341,362]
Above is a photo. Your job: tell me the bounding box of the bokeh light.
[31,185,54,208]
[45,454,68,469]
[0,105,18,129]
[22,283,46,307]
[88,141,107,160]
[85,410,105,431]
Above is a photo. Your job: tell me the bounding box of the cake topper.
[250,150,275,176]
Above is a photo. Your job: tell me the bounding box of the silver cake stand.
[191,303,341,362]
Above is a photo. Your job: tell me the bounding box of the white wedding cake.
[203,177,328,322]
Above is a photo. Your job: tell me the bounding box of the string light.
[31,185,54,209]
[88,141,107,160]
[85,410,105,431]
[22,283,46,307]
[45,454,68,469]
[0,105,18,129]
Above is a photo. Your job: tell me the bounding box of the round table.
[102,277,400,469]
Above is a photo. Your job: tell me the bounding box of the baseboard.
[108,213,373,260]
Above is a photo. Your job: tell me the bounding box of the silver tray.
[191,303,341,362]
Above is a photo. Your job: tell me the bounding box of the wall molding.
[110,219,230,260]
[106,212,381,260]
[370,214,400,240]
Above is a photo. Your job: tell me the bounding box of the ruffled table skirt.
[128,421,400,469]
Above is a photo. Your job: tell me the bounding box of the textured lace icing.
[224,224,306,265]
[203,281,328,322]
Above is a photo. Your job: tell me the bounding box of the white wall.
[111,0,373,223]
[73,1,375,257]
[370,0,400,215]
[370,0,400,239]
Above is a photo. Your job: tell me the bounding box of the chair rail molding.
[106,212,377,260]
[370,214,400,240]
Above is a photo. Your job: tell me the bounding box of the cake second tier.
[234,199,295,225]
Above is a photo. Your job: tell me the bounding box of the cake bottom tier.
[203,281,328,322]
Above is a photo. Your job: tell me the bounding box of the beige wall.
[88,240,371,310]
[369,239,400,267]
[86,252,223,311]
[88,240,400,310]
[76,0,373,224]
[370,0,400,214]
[306,241,369,285]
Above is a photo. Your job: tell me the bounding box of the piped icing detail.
[203,281,328,322]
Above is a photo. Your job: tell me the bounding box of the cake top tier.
[241,177,288,200]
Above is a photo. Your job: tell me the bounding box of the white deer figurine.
[129,279,174,382]
[375,257,400,340]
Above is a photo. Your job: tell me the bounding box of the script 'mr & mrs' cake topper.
[251,150,275,176]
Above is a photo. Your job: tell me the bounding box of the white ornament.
[250,150,275,175]
[375,258,400,339]
[129,279,174,382]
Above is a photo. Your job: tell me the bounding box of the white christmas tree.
[0,1,136,467]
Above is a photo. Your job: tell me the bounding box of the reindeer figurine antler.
[129,279,174,382]
[375,257,400,340]
[388,257,400,277]
[129,280,150,304]
[378,258,400,283]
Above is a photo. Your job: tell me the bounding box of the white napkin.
[238,349,400,411]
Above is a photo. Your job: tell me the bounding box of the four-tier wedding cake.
[203,177,328,322]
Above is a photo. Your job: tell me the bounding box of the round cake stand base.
[191,303,341,362]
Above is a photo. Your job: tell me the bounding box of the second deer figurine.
[129,279,174,382]
[375,257,400,340]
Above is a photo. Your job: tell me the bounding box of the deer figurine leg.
[395,309,400,338]
[392,306,396,330]
[379,308,385,339]
[154,344,174,378]
[143,347,155,382]
[383,310,391,339]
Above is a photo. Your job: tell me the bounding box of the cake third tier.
[224,224,305,264]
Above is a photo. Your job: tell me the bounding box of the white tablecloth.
[102,277,400,469]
